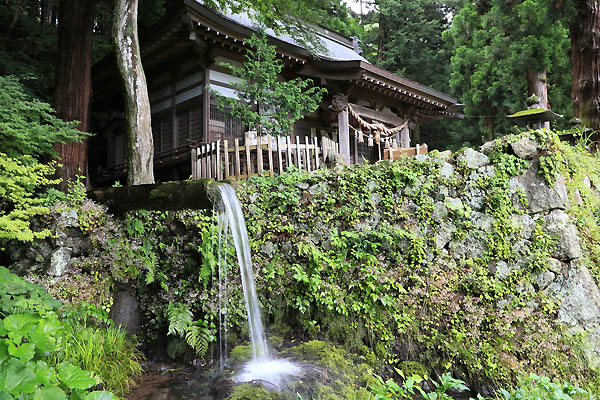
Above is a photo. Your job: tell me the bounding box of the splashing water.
[212,183,301,389]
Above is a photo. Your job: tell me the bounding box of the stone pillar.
[331,95,350,164]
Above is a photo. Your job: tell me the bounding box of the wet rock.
[533,270,555,290]
[510,214,535,239]
[449,230,487,259]
[437,150,453,162]
[59,209,79,228]
[547,258,563,274]
[110,288,140,335]
[434,221,456,249]
[516,164,569,213]
[370,192,382,206]
[492,261,511,280]
[479,141,496,155]
[261,241,275,258]
[440,162,454,179]
[511,137,539,159]
[458,148,489,169]
[543,210,581,261]
[445,197,463,212]
[48,247,72,277]
[432,202,448,223]
[471,212,495,231]
[546,261,600,370]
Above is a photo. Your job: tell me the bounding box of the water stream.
[211,183,301,389]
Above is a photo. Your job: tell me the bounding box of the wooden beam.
[349,103,407,126]
[88,180,215,213]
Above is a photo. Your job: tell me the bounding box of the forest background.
[1,0,595,157]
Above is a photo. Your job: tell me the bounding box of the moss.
[284,340,349,372]
[226,384,282,400]
[359,345,377,368]
[166,337,190,360]
[229,344,252,364]
[397,361,429,379]
[268,335,284,349]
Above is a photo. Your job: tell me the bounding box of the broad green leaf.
[85,391,119,400]
[34,361,58,386]
[57,362,97,390]
[33,386,67,400]
[36,316,63,338]
[8,342,35,362]
[0,342,7,361]
[0,358,40,395]
[29,331,55,353]
[0,391,14,400]
[3,313,39,342]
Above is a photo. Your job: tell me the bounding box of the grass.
[50,323,144,396]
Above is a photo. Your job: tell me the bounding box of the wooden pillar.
[337,108,350,163]
[332,95,350,164]
[171,79,177,150]
[203,68,210,142]
[400,125,410,148]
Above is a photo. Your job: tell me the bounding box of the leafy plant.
[0,267,123,399]
[166,302,213,357]
[215,32,327,136]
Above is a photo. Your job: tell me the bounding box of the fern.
[165,302,211,357]
[185,323,211,357]
[166,302,193,337]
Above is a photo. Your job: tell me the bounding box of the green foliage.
[0,76,84,242]
[0,76,84,160]
[446,0,571,139]
[497,374,593,400]
[166,302,212,357]
[0,267,121,400]
[48,324,143,396]
[368,0,454,93]
[0,154,60,242]
[215,33,327,136]
[235,132,600,391]
[369,371,469,400]
[0,6,57,100]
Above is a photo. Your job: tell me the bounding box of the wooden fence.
[384,143,428,160]
[191,135,339,180]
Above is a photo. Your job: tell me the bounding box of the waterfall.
[211,182,301,389]
[213,183,269,361]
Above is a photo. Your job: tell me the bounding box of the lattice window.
[209,104,244,141]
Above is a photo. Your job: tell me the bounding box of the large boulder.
[516,163,569,213]
[546,261,600,371]
[542,210,582,261]
[511,137,540,159]
[457,148,489,169]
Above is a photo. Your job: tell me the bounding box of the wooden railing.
[191,135,339,180]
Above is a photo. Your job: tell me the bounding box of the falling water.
[213,183,269,360]
[211,183,302,389]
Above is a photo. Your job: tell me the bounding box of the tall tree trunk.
[571,0,600,131]
[53,0,95,189]
[113,0,155,185]
[377,11,385,65]
[41,1,53,25]
[527,68,550,129]
[483,116,493,142]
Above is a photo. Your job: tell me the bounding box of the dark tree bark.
[571,0,600,130]
[112,0,155,185]
[53,0,95,188]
